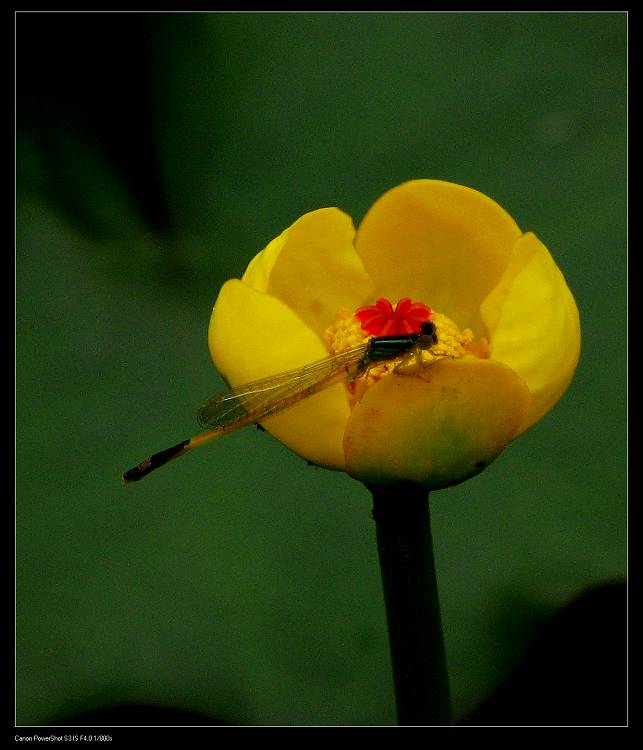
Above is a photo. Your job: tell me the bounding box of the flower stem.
[369,482,452,726]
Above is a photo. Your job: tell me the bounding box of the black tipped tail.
[122,439,190,483]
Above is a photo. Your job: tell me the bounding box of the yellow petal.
[343,358,532,490]
[480,232,581,433]
[209,279,349,470]
[242,208,375,338]
[354,180,523,334]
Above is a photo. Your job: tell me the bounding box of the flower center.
[355,297,432,336]
[323,297,489,406]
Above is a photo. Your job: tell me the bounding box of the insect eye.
[416,321,438,349]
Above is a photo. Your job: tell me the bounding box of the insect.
[122,320,438,483]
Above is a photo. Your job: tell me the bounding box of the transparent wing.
[197,344,369,429]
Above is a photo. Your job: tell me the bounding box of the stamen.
[323,299,487,407]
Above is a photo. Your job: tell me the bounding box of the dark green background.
[16,12,627,726]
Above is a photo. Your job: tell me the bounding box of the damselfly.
[122,320,438,483]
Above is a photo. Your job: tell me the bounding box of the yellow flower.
[208,180,580,489]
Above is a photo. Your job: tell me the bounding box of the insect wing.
[197,346,368,429]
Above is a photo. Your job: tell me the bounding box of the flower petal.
[354,180,523,333]
[343,358,532,489]
[209,279,350,469]
[480,232,581,433]
[242,207,375,338]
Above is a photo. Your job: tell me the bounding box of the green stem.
[369,482,452,726]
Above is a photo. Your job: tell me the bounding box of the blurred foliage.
[16,12,626,725]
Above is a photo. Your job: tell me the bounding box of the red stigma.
[355,298,432,336]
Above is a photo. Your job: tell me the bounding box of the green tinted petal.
[343,358,532,489]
